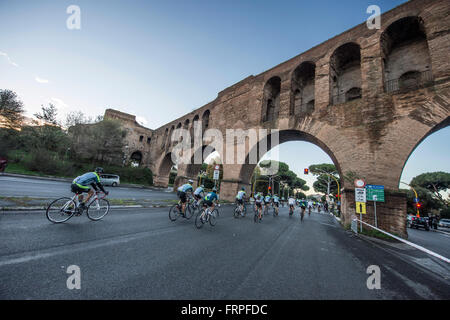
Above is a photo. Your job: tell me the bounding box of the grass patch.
[359,228,401,242]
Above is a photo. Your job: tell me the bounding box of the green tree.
[69,119,126,165]
[309,163,339,196]
[403,186,442,215]
[34,103,58,125]
[411,172,450,207]
[0,89,24,129]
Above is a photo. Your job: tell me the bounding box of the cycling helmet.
[212,187,217,192]
[201,184,205,188]
[95,167,104,173]
[188,179,194,184]
[241,187,245,191]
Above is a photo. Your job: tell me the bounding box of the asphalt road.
[0,176,176,200]
[0,206,449,299]
[407,227,450,259]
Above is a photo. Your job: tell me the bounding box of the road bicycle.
[46,191,110,223]
[263,203,270,216]
[289,204,294,217]
[273,203,279,217]
[233,200,247,218]
[169,196,195,221]
[195,205,219,228]
[254,205,263,223]
[300,207,305,222]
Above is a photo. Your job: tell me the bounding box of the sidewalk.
[0,172,171,191]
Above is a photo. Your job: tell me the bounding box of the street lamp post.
[400,181,420,217]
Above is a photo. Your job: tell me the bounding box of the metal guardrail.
[351,218,450,263]
[385,70,433,93]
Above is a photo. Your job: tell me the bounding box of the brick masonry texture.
[108,0,450,238]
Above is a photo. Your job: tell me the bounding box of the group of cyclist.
[69,168,324,223]
[176,179,219,218]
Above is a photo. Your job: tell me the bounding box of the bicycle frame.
[72,191,105,210]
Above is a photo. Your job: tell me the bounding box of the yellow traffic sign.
[356,202,366,214]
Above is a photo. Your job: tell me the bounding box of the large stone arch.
[153,152,175,187]
[174,144,220,189]
[237,129,342,187]
[398,116,450,187]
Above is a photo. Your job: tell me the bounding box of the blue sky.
[1,0,448,191]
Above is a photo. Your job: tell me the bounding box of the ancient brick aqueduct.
[104,0,450,237]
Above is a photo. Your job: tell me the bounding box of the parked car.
[406,215,415,228]
[438,219,450,228]
[410,216,430,231]
[100,174,120,187]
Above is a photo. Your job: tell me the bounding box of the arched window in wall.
[329,42,362,105]
[191,115,199,145]
[162,128,168,149]
[291,62,315,116]
[381,16,433,93]
[202,110,210,133]
[262,76,281,122]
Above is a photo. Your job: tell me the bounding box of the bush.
[23,149,77,177]
[101,165,153,186]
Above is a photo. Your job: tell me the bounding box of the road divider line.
[352,218,450,264]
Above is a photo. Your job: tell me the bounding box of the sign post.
[213,164,220,188]
[366,185,384,228]
[355,185,367,232]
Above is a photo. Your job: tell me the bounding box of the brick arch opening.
[161,128,168,149]
[262,76,281,123]
[130,151,143,167]
[157,152,175,180]
[291,62,315,116]
[190,114,200,146]
[329,42,361,105]
[398,116,450,188]
[381,16,433,93]
[185,145,220,177]
[202,110,210,133]
[237,129,342,187]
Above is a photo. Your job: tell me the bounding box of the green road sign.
[366,185,385,202]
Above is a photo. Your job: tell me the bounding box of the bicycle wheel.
[195,210,205,229]
[169,204,182,221]
[46,197,76,223]
[87,198,110,221]
[209,209,218,226]
[234,206,240,218]
[184,204,194,219]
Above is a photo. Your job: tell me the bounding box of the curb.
[0,205,145,212]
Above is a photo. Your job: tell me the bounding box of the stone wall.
[115,0,449,237]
